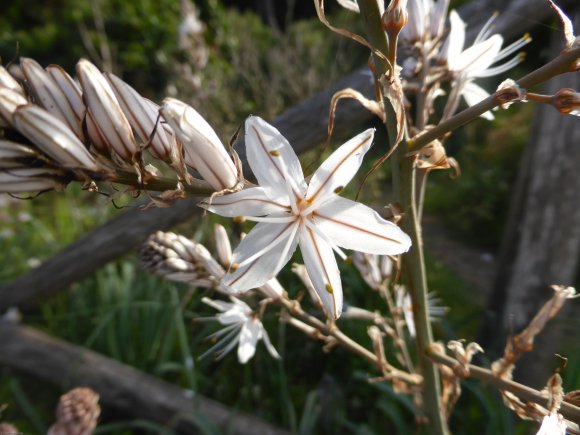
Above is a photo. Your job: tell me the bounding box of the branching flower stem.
[408,46,580,151]
[357,0,448,433]
[426,346,580,428]
[277,296,422,386]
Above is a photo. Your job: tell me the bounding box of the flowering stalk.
[357,0,447,433]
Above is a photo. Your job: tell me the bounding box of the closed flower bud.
[0,167,67,193]
[105,73,189,180]
[382,0,408,35]
[160,97,238,190]
[0,87,28,127]
[0,140,41,168]
[214,223,232,267]
[12,105,100,171]
[46,64,86,135]
[76,59,138,162]
[551,88,580,116]
[21,58,82,138]
[0,65,25,95]
[48,387,100,435]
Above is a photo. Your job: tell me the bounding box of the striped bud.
[0,167,66,193]
[382,0,408,35]
[76,59,138,162]
[12,105,100,171]
[160,98,238,190]
[106,73,181,164]
[46,64,86,133]
[0,87,28,127]
[21,58,82,138]
[214,223,232,267]
[0,140,40,168]
[0,65,25,95]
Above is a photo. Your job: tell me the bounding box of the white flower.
[537,412,567,435]
[202,116,411,319]
[441,10,531,120]
[201,297,280,364]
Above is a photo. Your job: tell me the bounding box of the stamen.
[474,12,498,44]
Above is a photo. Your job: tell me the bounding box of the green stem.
[92,169,215,196]
[357,1,448,433]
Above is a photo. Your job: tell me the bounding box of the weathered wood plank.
[0,321,289,435]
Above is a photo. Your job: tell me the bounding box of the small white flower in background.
[537,412,567,435]
[396,286,447,337]
[201,297,280,364]
[202,116,411,319]
[440,10,531,120]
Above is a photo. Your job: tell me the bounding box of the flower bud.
[48,388,100,435]
[160,97,238,190]
[0,140,40,168]
[21,58,82,138]
[12,105,100,171]
[46,64,86,133]
[0,65,24,95]
[551,88,580,116]
[106,73,181,165]
[214,223,232,267]
[0,87,28,127]
[0,167,66,193]
[382,0,408,36]
[76,59,138,162]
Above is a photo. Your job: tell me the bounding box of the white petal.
[454,35,503,75]
[200,186,289,217]
[260,323,281,359]
[461,82,494,120]
[245,116,307,199]
[237,319,261,363]
[430,0,450,39]
[299,225,343,319]
[443,10,466,67]
[314,196,411,254]
[547,0,576,49]
[306,128,374,207]
[223,222,299,291]
[336,0,360,13]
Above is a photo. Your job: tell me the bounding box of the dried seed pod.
[160,97,238,190]
[76,59,138,162]
[48,387,100,435]
[12,105,100,171]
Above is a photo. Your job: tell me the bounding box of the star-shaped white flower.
[201,297,280,364]
[441,10,531,120]
[202,116,411,319]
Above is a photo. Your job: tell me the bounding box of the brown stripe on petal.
[308,134,372,202]
[305,226,337,317]
[227,222,294,287]
[313,212,404,245]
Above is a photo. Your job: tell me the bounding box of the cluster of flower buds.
[140,225,284,300]
[0,58,240,195]
[139,230,226,290]
[47,387,100,435]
